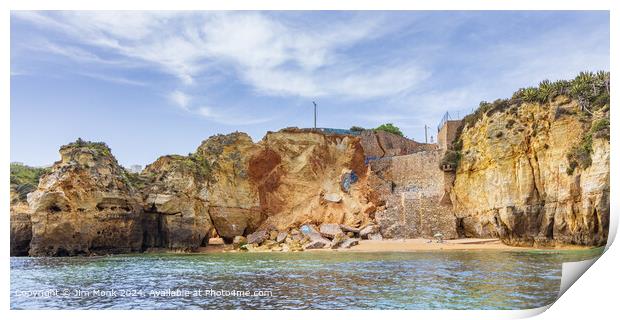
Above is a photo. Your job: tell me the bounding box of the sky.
[10,11,609,167]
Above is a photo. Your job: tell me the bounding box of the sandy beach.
[342,238,594,252]
[191,238,596,254]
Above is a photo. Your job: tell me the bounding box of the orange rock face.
[251,130,376,230]
[12,130,378,255]
[26,142,144,256]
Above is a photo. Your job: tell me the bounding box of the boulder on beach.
[368,233,383,240]
[319,223,344,239]
[269,230,279,241]
[339,238,360,249]
[303,238,330,249]
[276,231,288,243]
[330,233,348,249]
[232,236,247,248]
[359,224,379,239]
[247,230,269,244]
[340,224,360,234]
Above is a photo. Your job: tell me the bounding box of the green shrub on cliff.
[565,117,609,175]
[10,163,50,201]
[125,151,214,192]
[444,71,610,172]
[61,138,112,158]
[375,123,403,136]
[439,150,461,171]
[123,170,150,190]
[566,134,592,175]
[591,118,610,139]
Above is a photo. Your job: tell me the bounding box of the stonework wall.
[437,120,462,150]
[371,150,458,239]
[360,130,435,158]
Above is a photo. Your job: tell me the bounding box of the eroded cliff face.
[195,132,262,242]
[252,129,375,230]
[13,129,377,255]
[451,98,609,246]
[139,155,214,250]
[10,190,31,256]
[26,143,143,256]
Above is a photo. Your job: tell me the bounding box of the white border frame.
[2,1,617,319]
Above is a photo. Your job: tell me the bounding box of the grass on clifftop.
[61,138,112,158]
[10,163,50,202]
[441,71,610,172]
[131,153,213,191]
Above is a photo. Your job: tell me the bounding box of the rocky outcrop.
[12,87,608,255]
[10,163,48,256]
[26,141,143,256]
[10,190,31,256]
[195,133,263,241]
[251,129,376,230]
[11,129,379,256]
[139,155,214,250]
[451,98,609,246]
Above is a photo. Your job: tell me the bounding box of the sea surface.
[10,248,603,310]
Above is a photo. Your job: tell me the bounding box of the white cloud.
[78,72,147,87]
[12,11,428,99]
[11,10,608,136]
[168,90,190,110]
[196,105,272,126]
[167,94,272,126]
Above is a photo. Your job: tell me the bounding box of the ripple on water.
[10,249,603,310]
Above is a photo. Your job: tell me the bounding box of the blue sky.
[10,11,609,167]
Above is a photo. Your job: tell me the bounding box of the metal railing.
[437,110,469,132]
[437,111,453,132]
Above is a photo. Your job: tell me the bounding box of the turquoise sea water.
[10,249,603,310]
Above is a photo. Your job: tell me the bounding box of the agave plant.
[595,70,610,93]
[551,80,570,96]
[570,77,594,115]
[521,87,540,103]
[538,79,554,102]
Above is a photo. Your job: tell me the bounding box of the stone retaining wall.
[371,150,458,239]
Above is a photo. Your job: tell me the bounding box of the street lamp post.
[312,101,317,129]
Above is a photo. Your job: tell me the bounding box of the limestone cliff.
[12,129,377,255]
[195,132,262,242]
[139,154,214,250]
[174,129,375,240]
[252,129,375,230]
[10,163,48,255]
[450,97,609,246]
[26,140,143,256]
[10,190,31,256]
[10,73,609,255]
